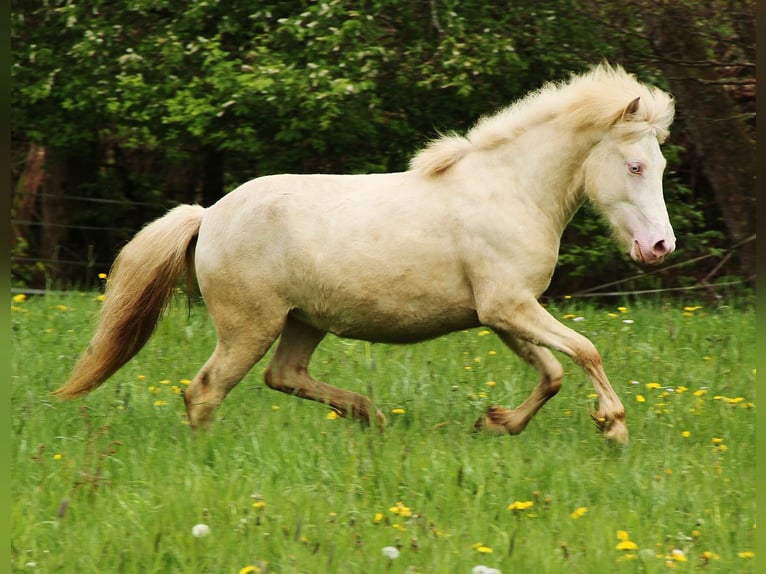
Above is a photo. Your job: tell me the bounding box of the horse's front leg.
[478,298,628,443]
[474,333,563,435]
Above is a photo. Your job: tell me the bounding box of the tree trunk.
[641,2,756,281]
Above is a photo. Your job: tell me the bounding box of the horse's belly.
[290,303,481,344]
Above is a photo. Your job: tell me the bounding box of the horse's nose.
[653,237,675,257]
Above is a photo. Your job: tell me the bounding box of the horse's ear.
[617,97,641,122]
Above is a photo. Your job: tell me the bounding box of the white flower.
[191,523,211,538]
[381,546,400,559]
[622,319,635,324]
[472,566,501,574]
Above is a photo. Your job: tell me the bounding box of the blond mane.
[410,63,675,176]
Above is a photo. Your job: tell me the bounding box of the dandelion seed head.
[381,546,400,559]
[191,523,211,537]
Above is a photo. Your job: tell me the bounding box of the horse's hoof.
[474,406,521,434]
[592,412,629,444]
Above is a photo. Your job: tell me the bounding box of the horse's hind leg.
[474,332,564,434]
[184,313,284,429]
[265,316,386,426]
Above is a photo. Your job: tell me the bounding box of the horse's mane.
[410,63,675,176]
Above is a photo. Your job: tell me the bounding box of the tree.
[11,0,751,294]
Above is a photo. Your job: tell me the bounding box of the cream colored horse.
[55,64,675,444]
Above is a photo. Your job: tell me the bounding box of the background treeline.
[11,0,755,298]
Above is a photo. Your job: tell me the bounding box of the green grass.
[11,292,756,573]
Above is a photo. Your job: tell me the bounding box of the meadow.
[10,291,756,573]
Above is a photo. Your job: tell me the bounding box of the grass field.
[10,291,756,573]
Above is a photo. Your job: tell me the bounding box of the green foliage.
[11,293,756,573]
[11,0,748,290]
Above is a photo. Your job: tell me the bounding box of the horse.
[54,63,675,444]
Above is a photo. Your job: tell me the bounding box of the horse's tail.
[52,204,206,399]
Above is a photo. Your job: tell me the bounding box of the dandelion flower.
[616,540,638,551]
[98,273,108,279]
[326,411,339,420]
[191,523,211,537]
[681,431,691,438]
[389,502,412,517]
[507,500,534,511]
[381,546,400,559]
[53,453,63,460]
[473,542,493,553]
[238,566,262,574]
[391,408,406,415]
[12,293,27,303]
[670,548,687,562]
[570,506,588,519]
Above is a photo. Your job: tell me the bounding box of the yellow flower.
[180,378,192,385]
[95,294,105,302]
[507,500,534,511]
[271,405,280,411]
[12,293,27,303]
[478,330,491,336]
[737,551,754,559]
[373,512,384,524]
[153,400,168,406]
[389,502,412,517]
[618,306,628,313]
[683,305,701,312]
[645,382,661,390]
[326,411,339,420]
[239,566,261,574]
[681,431,691,438]
[53,453,63,460]
[391,408,406,415]
[636,395,646,403]
[616,540,638,551]
[473,543,493,553]
[485,381,497,387]
[148,386,160,394]
[570,506,588,519]
[252,501,266,510]
[171,385,182,394]
[98,273,108,279]
[670,549,687,562]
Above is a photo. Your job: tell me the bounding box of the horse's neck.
[478,125,592,231]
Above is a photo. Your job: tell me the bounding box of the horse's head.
[584,97,676,265]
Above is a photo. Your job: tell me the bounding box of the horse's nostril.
[653,240,667,256]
